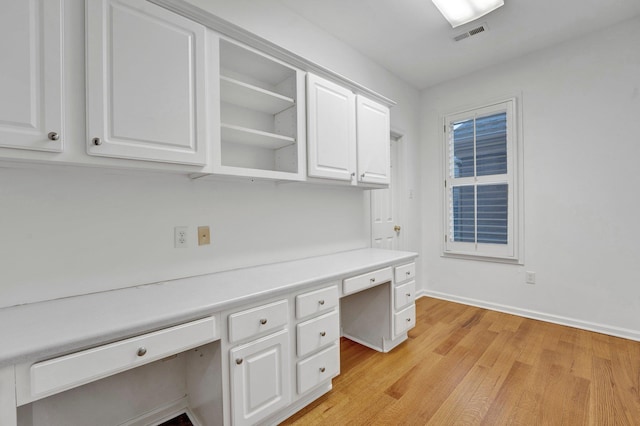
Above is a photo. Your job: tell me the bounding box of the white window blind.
[444,99,518,260]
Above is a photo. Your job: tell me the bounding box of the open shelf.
[221,123,295,149]
[220,76,294,115]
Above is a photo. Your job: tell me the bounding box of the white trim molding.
[417,290,640,342]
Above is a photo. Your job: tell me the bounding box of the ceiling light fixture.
[432,0,504,28]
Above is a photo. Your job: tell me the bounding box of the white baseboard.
[416,289,640,342]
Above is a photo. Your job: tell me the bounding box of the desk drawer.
[394,281,415,311]
[31,317,217,398]
[297,343,339,395]
[343,267,392,295]
[296,310,339,357]
[228,299,288,343]
[394,304,416,336]
[296,285,339,319]
[394,262,416,284]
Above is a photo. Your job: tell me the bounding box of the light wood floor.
[281,297,640,425]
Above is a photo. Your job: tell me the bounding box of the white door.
[357,95,391,185]
[306,73,357,181]
[229,330,290,426]
[371,136,401,250]
[0,0,63,152]
[86,0,211,165]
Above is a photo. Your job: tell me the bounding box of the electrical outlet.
[525,271,536,285]
[174,226,188,248]
[198,226,210,245]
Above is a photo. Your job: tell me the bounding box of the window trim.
[441,97,523,263]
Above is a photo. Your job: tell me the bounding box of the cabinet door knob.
[318,299,325,305]
[361,174,365,179]
[406,271,411,276]
[92,137,102,146]
[406,293,411,297]
[319,367,326,373]
[351,172,355,177]
[406,318,411,322]
[259,318,268,325]
[370,278,376,283]
[47,132,59,141]
[236,358,243,365]
[137,347,147,357]
[320,331,326,337]
[394,225,401,232]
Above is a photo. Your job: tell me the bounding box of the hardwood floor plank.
[280,297,640,426]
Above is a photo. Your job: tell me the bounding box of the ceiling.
[277,0,640,89]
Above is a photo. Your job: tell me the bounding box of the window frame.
[441,97,522,263]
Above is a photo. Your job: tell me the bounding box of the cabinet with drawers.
[14,317,221,426]
[392,262,417,338]
[293,284,340,396]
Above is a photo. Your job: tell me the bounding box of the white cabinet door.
[356,95,390,185]
[0,0,63,152]
[306,73,356,181]
[229,330,290,426]
[86,0,211,165]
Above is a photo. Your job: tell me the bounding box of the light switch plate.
[198,226,210,245]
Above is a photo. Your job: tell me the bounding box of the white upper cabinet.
[306,73,357,182]
[0,0,63,152]
[306,73,391,187]
[356,95,391,185]
[215,38,306,181]
[86,0,212,166]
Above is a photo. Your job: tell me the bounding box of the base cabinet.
[229,329,291,426]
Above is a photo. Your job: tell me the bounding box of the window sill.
[441,251,523,265]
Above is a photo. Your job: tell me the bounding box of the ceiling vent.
[453,23,488,42]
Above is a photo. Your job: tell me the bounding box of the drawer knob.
[47,132,59,141]
[259,318,268,325]
[319,367,326,373]
[406,293,411,297]
[406,271,411,276]
[236,358,243,365]
[137,347,147,357]
[320,331,326,337]
[406,318,411,322]
[370,278,376,283]
[318,299,325,305]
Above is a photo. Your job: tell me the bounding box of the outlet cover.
[198,226,210,246]
[174,226,188,248]
[525,271,536,284]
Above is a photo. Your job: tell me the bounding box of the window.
[443,99,519,261]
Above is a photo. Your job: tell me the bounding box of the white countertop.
[0,248,417,367]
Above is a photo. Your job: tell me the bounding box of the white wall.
[0,0,421,308]
[420,17,640,338]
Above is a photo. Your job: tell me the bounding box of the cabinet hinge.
[445,234,448,242]
[443,124,446,133]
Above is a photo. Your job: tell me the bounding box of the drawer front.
[394,304,416,337]
[31,316,217,398]
[296,284,339,319]
[343,267,392,295]
[394,281,416,311]
[228,299,288,343]
[296,310,340,357]
[394,262,416,284]
[297,343,340,395]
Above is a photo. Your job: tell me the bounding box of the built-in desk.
[0,248,417,426]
